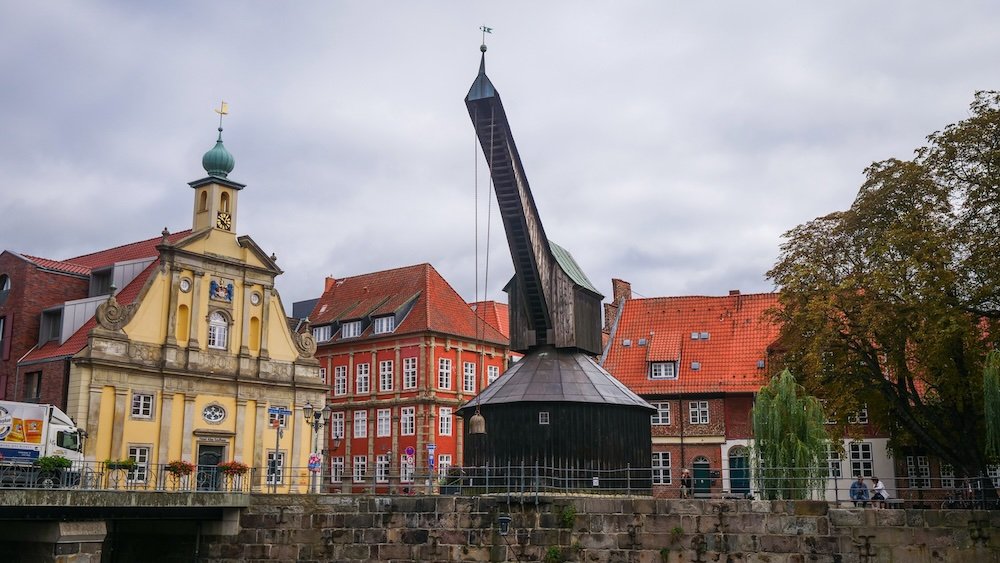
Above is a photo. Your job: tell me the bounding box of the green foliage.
[559,505,577,528]
[750,370,829,499]
[986,351,1000,457]
[35,455,72,472]
[768,91,1000,480]
[669,526,684,544]
[105,459,137,470]
[544,546,563,563]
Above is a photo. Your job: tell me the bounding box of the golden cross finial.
[214,100,229,129]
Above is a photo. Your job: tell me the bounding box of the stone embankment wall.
[201,494,1000,563]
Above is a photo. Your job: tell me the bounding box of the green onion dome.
[202,127,235,178]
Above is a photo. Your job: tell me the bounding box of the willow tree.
[751,370,830,500]
[986,350,1000,457]
[769,91,1000,487]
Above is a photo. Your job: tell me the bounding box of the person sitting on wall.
[871,477,889,509]
[850,474,869,507]
[680,469,692,499]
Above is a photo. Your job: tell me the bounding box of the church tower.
[190,105,243,233]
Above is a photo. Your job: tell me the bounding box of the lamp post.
[303,402,333,494]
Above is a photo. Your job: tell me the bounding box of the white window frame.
[373,316,395,334]
[356,363,370,394]
[403,357,417,389]
[651,402,671,425]
[312,325,332,342]
[400,406,415,436]
[463,361,476,393]
[906,455,930,488]
[330,411,345,439]
[848,404,869,425]
[650,362,677,380]
[379,360,394,392]
[330,456,345,483]
[266,450,286,485]
[826,442,842,478]
[376,408,391,437]
[652,451,671,485]
[400,455,415,483]
[439,407,453,436]
[207,311,228,350]
[688,401,709,425]
[126,445,150,483]
[353,410,368,439]
[334,366,347,396]
[940,463,955,489]
[539,411,550,425]
[487,365,500,385]
[438,358,452,390]
[849,442,874,478]
[341,320,362,338]
[376,454,390,483]
[438,454,452,477]
[131,392,154,419]
[353,455,367,483]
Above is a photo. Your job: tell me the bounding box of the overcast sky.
[2,2,998,312]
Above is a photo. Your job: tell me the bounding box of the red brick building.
[300,263,513,493]
[601,279,900,501]
[0,233,189,408]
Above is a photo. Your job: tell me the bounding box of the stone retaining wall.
[200,494,1000,562]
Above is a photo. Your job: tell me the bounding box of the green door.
[693,458,711,496]
[729,450,750,496]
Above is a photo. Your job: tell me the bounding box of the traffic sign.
[426,443,436,451]
[268,407,293,416]
[405,446,415,456]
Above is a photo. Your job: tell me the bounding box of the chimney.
[603,302,617,334]
[611,278,632,303]
[324,276,337,292]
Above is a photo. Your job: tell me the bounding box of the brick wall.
[0,252,89,403]
[199,494,1000,563]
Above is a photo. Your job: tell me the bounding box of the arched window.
[207,311,228,350]
[220,192,230,213]
[199,190,208,212]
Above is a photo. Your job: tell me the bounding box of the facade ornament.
[96,288,137,332]
[293,317,317,358]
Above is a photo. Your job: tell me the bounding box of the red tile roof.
[18,254,91,277]
[601,292,781,395]
[470,300,510,339]
[21,261,160,363]
[309,264,508,346]
[63,230,191,269]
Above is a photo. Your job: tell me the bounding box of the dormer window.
[341,320,362,339]
[90,268,113,297]
[372,316,395,335]
[40,308,62,343]
[649,361,677,380]
[312,325,332,342]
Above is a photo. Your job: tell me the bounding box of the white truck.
[0,400,85,487]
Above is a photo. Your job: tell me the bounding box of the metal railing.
[0,461,254,493]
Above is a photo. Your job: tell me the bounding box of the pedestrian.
[680,469,692,499]
[871,477,888,508]
[849,474,869,507]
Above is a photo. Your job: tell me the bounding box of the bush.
[35,455,72,472]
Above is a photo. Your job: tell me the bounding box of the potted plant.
[217,460,249,476]
[35,455,73,472]
[165,460,195,477]
[105,458,138,471]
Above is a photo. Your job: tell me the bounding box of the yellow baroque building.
[64,123,325,492]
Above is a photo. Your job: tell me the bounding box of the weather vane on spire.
[214,100,229,130]
[480,25,493,51]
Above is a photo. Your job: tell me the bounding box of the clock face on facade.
[202,404,226,423]
[216,212,232,231]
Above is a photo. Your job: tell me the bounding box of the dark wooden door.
[197,445,224,491]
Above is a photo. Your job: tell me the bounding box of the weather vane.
[214,100,229,130]
[480,25,493,49]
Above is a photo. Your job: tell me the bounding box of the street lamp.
[303,402,333,493]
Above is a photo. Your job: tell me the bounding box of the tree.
[769,91,1000,487]
[751,369,830,500]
